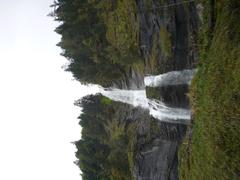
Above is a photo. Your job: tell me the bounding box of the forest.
[74,95,133,179]
[52,0,143,87]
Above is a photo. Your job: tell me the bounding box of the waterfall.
[98,69,196,123]
[144,69,196,87]
[148,99,190,123]
[100,88,149,108]
[100,88,190,123]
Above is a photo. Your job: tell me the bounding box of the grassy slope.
[179,1,240,179]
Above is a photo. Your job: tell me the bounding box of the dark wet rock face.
[108,0,199,90]
[134,140,179,180]
[133,115,187,180]
[137,0,199,74]
[146,84,190,109]
[109,102,187,180]
[111,68,145,90]
[129,1,199,180]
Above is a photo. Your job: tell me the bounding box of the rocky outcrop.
[137,0,199,74]
[130,1,199,179]
[103,1,199,179]
[133,118,187,180]
[146,84,190,109]
[134,140,179,180]
[111,67,145,90]
[109,102,187,180]
[108,0,199,90]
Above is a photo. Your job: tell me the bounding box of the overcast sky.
[0,0,99,179]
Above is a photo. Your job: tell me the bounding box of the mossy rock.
[159,27,172,58]
[146,87,161,100]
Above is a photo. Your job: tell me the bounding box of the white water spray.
[100,88,190,123]
[148,99,190,121]
[144,69,196,87]
[100,88,149,108]
[97,69,196,123]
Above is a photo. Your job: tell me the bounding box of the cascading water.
[99,69,195,124]
[148,99,190,120]
[100,88,149,108]
[144,69,196,87]
[100,88,190,124]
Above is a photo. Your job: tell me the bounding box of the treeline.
[52,0,143,86]
[74,95,137,179]
[74,94,183,179]
[51,1,146,179]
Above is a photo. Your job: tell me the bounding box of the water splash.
[100,88,149,108]
[100,88,190,123]
[144,69,196,87]
[96,69,197,123]
[148,99,190,122]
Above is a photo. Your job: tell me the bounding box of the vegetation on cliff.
[179,0,240,179]
[52,0,240,179]
[74,95,134,179]
[52,0,143,86]
[74,94,163,180]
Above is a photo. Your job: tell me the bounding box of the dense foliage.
[52,0,240,179]
[179,0,240,179]
[52,0,143,86]
[74,95,138,180]
[74,94,166,180]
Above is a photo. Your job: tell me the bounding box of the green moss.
[179,1,240,179]
[132,61,145,75]
[99,0,145,70]
[148,32,160,74]
[104,117,132,179]
[101,96,113,105]
[143,0,153,10]
[126,123,138,179]
[146,87,161,100]
[104,0,139,53]
[159,27,172,58]
[150,118,161,136]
